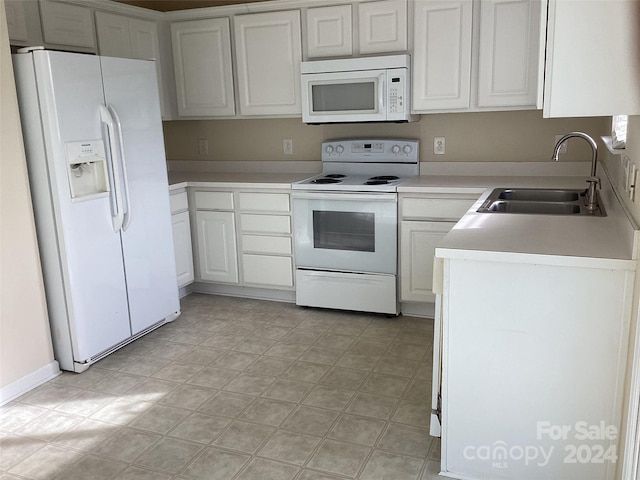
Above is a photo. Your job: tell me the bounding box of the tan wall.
[0,0,55,390]
[163,110,609,164]
[603,116,640,225]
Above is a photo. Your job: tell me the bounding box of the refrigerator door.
[31,51,131,363]
[100,56,180,335]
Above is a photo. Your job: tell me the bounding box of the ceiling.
[112,0,269,11]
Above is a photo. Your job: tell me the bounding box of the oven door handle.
[291,191,397,202]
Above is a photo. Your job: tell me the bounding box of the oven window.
[313,211,375,252]
[312,83,376,112]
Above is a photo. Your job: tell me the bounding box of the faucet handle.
[586,176,601,189]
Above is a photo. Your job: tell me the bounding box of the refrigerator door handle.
[99,105,124,233]
[107,104,132,231]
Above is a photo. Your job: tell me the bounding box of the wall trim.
[0,361,60,406]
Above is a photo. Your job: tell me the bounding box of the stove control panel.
[322,138,419,163]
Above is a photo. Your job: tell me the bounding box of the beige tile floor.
[0,294,443,480]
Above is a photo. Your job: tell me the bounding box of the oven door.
[292,191,397,275]
[301,70,386,123]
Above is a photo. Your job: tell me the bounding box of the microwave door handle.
[378,72,385,114]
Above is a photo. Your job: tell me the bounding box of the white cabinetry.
[234,10,302,116]
[435,255,633,479]
[170,189,194,289]
[4,0,28,42]
[306,5,352,58]
[544,0,640,117]
[477,0,544,108]
[358,0,407,54]
[238,192,294,289]
[412,0,545,112]
[412,0,473,111]
[193,191,238,284]
[39,0,95,49]
[171,18,235,117]
[399,193,478,303]
[96,12,168,118]
[190,188,294,291]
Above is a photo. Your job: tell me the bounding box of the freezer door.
[100,56,180,335]
[29,51,131,364]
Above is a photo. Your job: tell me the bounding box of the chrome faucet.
[552,132,600,212]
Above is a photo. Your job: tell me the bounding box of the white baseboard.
[0,361,60,406]
[401,301,435,318]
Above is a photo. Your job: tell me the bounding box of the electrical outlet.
[623,156,631,193]
[198,139,208,155]
[629,163,637,202]
[434,137,445,155]
[554,135,568,154]
[283,139,293,155]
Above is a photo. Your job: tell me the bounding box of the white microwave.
[301,54,417,124]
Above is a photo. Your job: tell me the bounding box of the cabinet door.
[39,0,95,48]
[400,220,454,302]
[234,10,302,116]
[195,210,238,284]
[306,4,352,58]
[4,0,28,42]
[95,12,132,57]
[171,18,235,117]
[477,0,544,108]
[358,0,407,54]
[242,254,293,288]
[172,211,194,288]
[543,0,640,117]
[412,0,472,111]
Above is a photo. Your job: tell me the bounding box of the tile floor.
[0,294,443,480]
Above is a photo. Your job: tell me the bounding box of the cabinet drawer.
[240,214,291,234]
[242,235,292,255]
[239,192,290,212]
[242,254,293,287]
[401,197,476,221]
[170,191,188,214]
[194,191,234,210]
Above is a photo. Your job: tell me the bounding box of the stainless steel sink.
[477,188,606,216]
[497,188,580,202]
[487,201,581,215]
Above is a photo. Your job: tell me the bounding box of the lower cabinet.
[399,192,481,303]
[170,189,194,289]
[195,210,239,284]
[400,220,454,303]
[191,187,294,292]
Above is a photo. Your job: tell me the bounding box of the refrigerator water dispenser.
[65,140,109,199]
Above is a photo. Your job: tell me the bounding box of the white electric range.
[292,138,419,315]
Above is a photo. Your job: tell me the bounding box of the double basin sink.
[477,188,606,216]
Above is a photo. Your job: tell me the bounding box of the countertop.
[168,172,310,190]
[430,175,638,266]
[167,167,638,266]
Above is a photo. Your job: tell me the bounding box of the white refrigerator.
[13,49,180,373]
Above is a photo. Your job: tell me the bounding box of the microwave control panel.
[387,69,407,116]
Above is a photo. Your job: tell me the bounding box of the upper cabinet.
[543,0,640,117]
[39,0,95,49]
[96,12,168,119]
[306,5,353,58]
[477,0,544,108]
[304,0,407,59]
[4,0,28,42]
[412,0,473,111]
[171,18,235,117]
[411,0,545,113]
[234,10,302,116]
[358,0,407,54]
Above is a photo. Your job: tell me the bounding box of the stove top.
[296,173,407,192]
[292,138,420,192]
